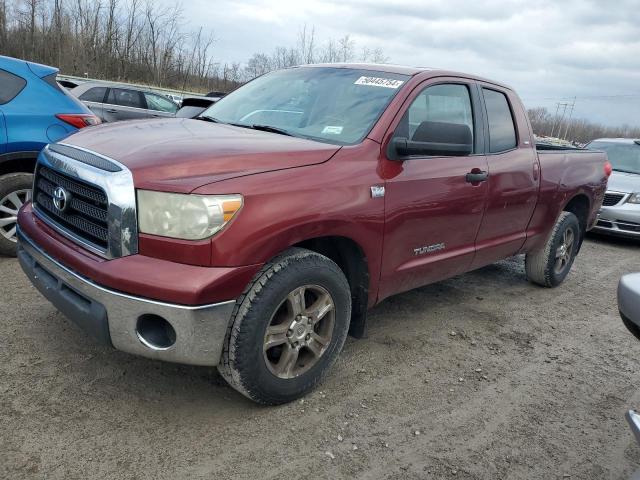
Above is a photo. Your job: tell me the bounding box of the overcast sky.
[171,0,640,126]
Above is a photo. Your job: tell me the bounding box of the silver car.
[619,273,640,478]
[587,138,640,238]
[71,81,178,123]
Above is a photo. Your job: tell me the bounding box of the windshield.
[201,67,410,145]
[588,141,640,174]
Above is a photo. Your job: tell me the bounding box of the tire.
[218,248,352,405]
[525,211,580,287]
[0,173,33,257]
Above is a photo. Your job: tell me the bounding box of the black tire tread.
[525,211,579,288]
[218,247,351,405]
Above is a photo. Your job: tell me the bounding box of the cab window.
[483,88,517,153]
[393,83,474,151]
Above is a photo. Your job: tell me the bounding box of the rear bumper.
[18,228,235,366]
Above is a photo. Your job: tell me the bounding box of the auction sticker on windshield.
[322,126,343,135]
[354,76,404,89]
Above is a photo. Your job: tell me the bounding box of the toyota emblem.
[53,186,70,212]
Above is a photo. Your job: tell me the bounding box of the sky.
[168,0,640,126]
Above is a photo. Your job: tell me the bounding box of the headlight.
[627,193,640,204]
[137,190,243,240]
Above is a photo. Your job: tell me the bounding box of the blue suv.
[0,55,99,255]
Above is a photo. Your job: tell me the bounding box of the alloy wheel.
[0,189,30,243]
[263,284,336,379]
[554,226,575,274]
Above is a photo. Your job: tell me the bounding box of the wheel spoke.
[287,286,306,316]
[263,323,289,351]
[555,246,564,259]
[4,225,16,240]
[0,216,17,228]
[0,205,17,215]
[6,192,23,210]
[307,332,330,357]
[275,344,299,377]
[305,293,334,325]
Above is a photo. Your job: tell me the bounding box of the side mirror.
[389,121,473,159]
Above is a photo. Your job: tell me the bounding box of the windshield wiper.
[250,124,294,136]
[196,115,221,123]
[226,122,294,137]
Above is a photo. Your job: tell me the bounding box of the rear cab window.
[482,88,517,153]
[0,69,27,104]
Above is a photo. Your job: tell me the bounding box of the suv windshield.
[588,141,640,175]
[201,67,409,145]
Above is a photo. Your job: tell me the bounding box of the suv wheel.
[0,173,33,256]
[218,248,352,405]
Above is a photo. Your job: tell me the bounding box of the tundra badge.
[414,243,446,256]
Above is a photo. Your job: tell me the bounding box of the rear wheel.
[218,248,352,405]
[525,211,580,287]
[0,173,33,257]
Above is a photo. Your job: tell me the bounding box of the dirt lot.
[1,234,640,480]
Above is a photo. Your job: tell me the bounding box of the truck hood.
[607,171,640,194]
[61,118,341,192]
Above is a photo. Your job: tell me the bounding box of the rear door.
[77,86,107,120]
[379,79,489,300]
[469,84,539,269]
[103,88,150,122]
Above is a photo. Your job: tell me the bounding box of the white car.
[587,138,640,238]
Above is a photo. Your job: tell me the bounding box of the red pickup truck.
[16,64,609,404]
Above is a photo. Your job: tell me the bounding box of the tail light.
[56,114,101,129]
[604,161,613,177]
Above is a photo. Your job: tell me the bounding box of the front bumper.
[17,228,235,366]
[593,203,640,238]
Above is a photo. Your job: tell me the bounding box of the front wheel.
[0,173,33,257]
[525,211,580,287]
[218,248,352,405]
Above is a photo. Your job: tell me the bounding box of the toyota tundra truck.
[16,64,610,404]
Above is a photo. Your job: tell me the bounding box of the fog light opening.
[136,314,176,350]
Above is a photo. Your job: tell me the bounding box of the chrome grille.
[33,165,109,250]
[602,192,625,207]
[32,143,138,258]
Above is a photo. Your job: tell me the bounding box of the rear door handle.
[105,109,118,113]
[465,170,489,183]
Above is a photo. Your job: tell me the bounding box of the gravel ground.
[1,234,640,479]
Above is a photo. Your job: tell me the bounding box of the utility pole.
[552,102,570,139]
[550,102,561,137]
[562,97,576,141]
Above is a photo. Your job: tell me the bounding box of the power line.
[524,94,640,101]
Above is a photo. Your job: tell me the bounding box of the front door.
[378,80,489,301]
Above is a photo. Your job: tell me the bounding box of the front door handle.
[105,109,118,114]
[465,170,489,183]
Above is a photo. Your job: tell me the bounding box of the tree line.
[0,0,388,93]
[527,107,640,145]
